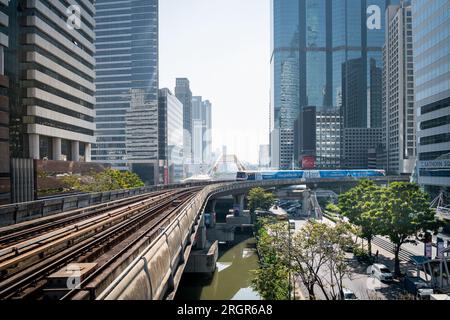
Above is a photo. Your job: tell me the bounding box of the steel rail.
[0,190,181,273]
[0,190,173,246]
[0,188,201,299]
[61,191,200,300]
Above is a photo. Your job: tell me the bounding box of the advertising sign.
[302,156,315,169]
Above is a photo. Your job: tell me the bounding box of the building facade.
[271,0,399,169]
[259,144,270,168]
[295,106,341,169]
[6,0,96,163]
[92,0,159,184]
[158,88,184,184]
[412,0,450,197]
[175,78,193,164]
[0,0,9,204]
[382,3,416,175]
[202,99,212,165]
[342,128,383,169]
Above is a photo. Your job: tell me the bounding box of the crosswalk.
[372,236,416,262]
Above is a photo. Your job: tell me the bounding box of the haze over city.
[160,0,270,163]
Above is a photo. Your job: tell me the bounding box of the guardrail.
[0,176,406,228]
[0,181,228,227]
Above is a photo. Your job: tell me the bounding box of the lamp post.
[287,220,296,300]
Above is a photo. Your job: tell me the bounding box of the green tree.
[63,169,145,193]
[248,187,275,213]
[291,221,352,300]
[338,180,384,256]
[379,182,441,276]
[251,219,290,300]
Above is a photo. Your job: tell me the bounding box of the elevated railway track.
[0,175,408,300]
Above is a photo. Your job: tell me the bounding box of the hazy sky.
[159,0,270,164]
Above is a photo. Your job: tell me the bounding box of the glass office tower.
[93,0,159,185]
[413,0,450,197]
[271,0,398,169]
[0,0,9,204]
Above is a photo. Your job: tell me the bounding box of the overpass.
[0,175,409,300]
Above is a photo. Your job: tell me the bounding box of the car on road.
[367,264,394,282]
[341,288,358,300]
[289,220,296,230]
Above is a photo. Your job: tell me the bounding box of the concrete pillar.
[28,134,40,160]
[85,143,91,162]
[71,141,80,162]
[52,137,62,161]
[195,215,207,250]
[302,190,310,216]
[233,194,245,216]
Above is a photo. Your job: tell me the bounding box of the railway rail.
[0,187,202,299]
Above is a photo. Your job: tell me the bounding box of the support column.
[195,215,207,250]
[302,190,310,216]
[28,134,40,160]
[52,137,62,161]
[85,143,91,162]
[233,194,245,216]
[71,141,80,162]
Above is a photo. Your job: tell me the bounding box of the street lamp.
[287,220,296,300]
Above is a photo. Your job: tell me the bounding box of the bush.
[353,247,374,264]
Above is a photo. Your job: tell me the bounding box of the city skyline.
[159,0,270,164]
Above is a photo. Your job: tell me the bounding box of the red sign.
[302,156,316,169]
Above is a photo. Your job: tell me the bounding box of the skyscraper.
[0,0,9,204]
[202,100,212,164]
[271,0,398,169]
[5,0,96,163]
[92,0,159,185]
[191,96,204,165]
[158,88,184,184]
[175,78,193,163]
[412,0,450,197]
[382,2,416,175]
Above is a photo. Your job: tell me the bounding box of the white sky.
[159,0,270,164]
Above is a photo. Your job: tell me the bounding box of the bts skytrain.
[236,170,386,181]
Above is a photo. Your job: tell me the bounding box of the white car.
[367,264,394,282]
[341,288,358,300]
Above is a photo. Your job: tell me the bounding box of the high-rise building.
[5,0,96,163]
[271,0,399,169]
[175,78,193,163]
[0,0,9,204]
[92,0,159,185]
[382,2,416,175]
[342,128,383,169]
[259,145,271,168]
[191,96,203,164]
[412,0,450,197]
[158,88,184,184]
[295,106,341,169]
[202,99,212,164]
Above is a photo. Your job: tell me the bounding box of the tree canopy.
[247,188,275,213]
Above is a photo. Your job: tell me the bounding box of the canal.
[175,234,261,300]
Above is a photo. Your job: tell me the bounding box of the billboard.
[302,156,316,169]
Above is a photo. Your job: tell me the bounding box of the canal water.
[175,234,261,300]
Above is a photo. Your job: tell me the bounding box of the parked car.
[341,288,358,300]
[289,220,296,230]
[367,264,394,282]
[404,276,434,300]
